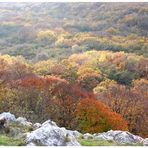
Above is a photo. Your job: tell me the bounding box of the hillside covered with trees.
[0,3,147,139]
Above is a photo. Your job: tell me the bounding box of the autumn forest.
[0,3,147,138]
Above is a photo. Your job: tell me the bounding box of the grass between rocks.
[122,143,143,146]
[0,135,25,146]
[78,139,143,146]
[78,139,118,146]
[0,122,31,146]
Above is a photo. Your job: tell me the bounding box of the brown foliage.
[94,79,148,137]
[13,75,90,129]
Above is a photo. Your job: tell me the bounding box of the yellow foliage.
[93,79,117,93]
[77,67,99,77]
[37,30,56,40]
[34,60,56,75]
[0,85,16,112]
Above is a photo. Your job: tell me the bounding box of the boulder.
[42,119,57,127]
[26,142,36,146]
[94,130,144,145]
[143,138,148,146]
[83,133,94,139]
[33,123,41,129]
[0,112,16,122]
[94,130,120,141]
[16,117,32,127]
[68,130,82,138]
[25,120,80,146]
[114,131,141,145]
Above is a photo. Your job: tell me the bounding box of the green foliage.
[0,135,25,146]
[107,69,134,86]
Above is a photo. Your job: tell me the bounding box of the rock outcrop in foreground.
[25,120,81,146]
[0,112,147,146]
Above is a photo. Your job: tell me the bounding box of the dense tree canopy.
[0,3,147,138]
[0,3,147,61]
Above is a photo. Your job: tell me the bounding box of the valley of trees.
[0,3,147,138]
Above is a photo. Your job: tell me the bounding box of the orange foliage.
[16,75,67,90]
[76,98,128,133]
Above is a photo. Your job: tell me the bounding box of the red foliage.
[13,75,91,128]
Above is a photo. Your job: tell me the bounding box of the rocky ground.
[0,112,147,146]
